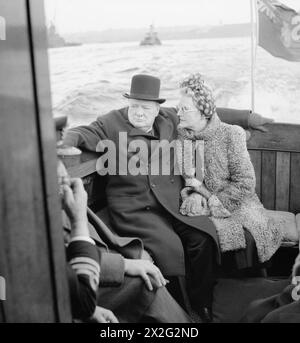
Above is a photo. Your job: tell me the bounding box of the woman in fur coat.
[176,73,283,269]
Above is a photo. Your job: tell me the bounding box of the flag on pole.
[257,0,300,61]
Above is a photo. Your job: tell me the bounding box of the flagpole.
[250,0,257,112]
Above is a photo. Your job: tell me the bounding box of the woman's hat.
[123,74,166,104]
[180,73,216,118]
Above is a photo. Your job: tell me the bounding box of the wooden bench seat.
[266,210,299,244]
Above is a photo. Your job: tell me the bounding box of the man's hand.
[61,178,89,235]
[124,259,168,291]
[292,253,300,278]
[89,306,119,323]
[248,112,274,132]
[140,250,154,263]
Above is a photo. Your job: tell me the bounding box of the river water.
[48,37,300,127]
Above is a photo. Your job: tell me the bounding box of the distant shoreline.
[49,36,252,49]
[63,23,251,45]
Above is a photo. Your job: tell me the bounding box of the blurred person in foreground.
[58,159,191,323]
[60,169,117,322]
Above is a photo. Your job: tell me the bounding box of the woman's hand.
[183,179,212,200]
[193,184,212,200]
[208,195,231,218]
[180,193,209,216]
[124,259,168,291]
[89,306,119,323]
[181,186,193,201]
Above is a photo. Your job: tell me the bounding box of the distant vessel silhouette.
[47,22,81,49]
[140,25,161,46]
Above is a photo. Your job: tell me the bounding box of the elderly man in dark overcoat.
[63,74,272,321]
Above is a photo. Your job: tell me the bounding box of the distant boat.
[47,22,81,49]
[140,25,162,46]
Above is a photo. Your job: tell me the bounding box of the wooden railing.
[248,123,300,214]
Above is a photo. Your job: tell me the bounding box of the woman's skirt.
[220,229,271,274]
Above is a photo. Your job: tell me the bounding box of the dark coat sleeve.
[67,266,97,320]
[63,117,108,151]
[99,251,125,286]
[66,241,101,320]
[217,107,250,129]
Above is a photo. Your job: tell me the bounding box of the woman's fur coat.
[177,113,283,263]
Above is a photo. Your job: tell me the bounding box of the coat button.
[151,183,156,188]
[170,178,174,183]
[145,206,151,211]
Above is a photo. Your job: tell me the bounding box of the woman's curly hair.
[180,73,216,119]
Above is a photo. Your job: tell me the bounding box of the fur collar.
[178,112,221,141]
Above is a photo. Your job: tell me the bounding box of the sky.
[44,0,300,34]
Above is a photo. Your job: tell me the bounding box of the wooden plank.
[0,0,57,322]
[247,123,300,153]
[275,152,290,211]
[290,153,300,214]
[80,151,100,163]
[261,151,276,210]
[65,152,99,178]
[28,0,71,322]
[0,0,72,323]
[68,158,98,178]
[249,150,262,200]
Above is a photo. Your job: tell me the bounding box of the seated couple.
[62,73,283,322]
